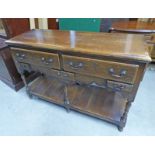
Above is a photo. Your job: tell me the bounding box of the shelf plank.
[29,76,65,105]
[67,85,127,123]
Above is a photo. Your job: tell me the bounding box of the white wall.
[29,18,48,29]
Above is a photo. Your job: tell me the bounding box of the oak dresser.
[6,29,151,131]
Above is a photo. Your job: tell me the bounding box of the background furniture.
[0,18,36,91]
[6,29,151,131]
[59,18,101,32]
[109,20,155,62]
[2,18,30,38]
[109,20,155,33]
[0,38,22,90]
[30,18,138,32]
[0,19,7,38]
[48,18,59,30]
[100,18,137,32]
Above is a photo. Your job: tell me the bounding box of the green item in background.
[59,18,101,32]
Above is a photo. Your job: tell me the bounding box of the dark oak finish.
[12,48,61,69]
[6,29,151,131]
[67,84,127,124]
[62,55,139,84]
[29,77,65,105]
[6,29,151,62]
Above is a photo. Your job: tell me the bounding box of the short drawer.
[75,74,106,88]
[31,65,75,82]
[62,55,139,84]
[75,74,133,92]
[12,48,60,69]
[107,80,133,92]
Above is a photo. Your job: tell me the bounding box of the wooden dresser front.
[6,29,151,131]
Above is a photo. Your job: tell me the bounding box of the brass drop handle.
[21,54,25,59]
[41,57,45,61]
[16,53,25,59]
[113,85,126,91]
[62,73,68,77]
[16,53,20,57]
[69,61,83,69]
[48,58,53,63]
[109,68,127,78]
[41,57,53,65]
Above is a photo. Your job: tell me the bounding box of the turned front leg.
[64,85,71,113]
[118,101,132,131]
[21,74,32,98]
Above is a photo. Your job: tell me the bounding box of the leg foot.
[64,85,71,113]
[26,88,32,99]
[28,92,33,99]
[21,73,32,98]
[66,107,71,113]
[64,104,71,113]
[118,125,124,132]
[119,101,132,131]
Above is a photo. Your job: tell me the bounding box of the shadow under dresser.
[6,29,151,131]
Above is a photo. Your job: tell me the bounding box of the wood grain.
[67,84,127,123]
[62,55,139,84]
[6,29,151,62]
[6,29,150,131]
[11,48,60,69]
[29,76,65,105]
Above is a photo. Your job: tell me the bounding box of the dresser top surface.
[6,29,151,62]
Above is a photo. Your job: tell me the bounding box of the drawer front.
[75,74,106,88]
[31,65,75,82]
[75,74,133,92]
[12,48,60,69]
[107,80,133,92]
[62,55,139,84]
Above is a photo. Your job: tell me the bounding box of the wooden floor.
[28,76,127,125]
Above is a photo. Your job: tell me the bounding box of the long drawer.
[12,48,60,69]
[62,55,139,84]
